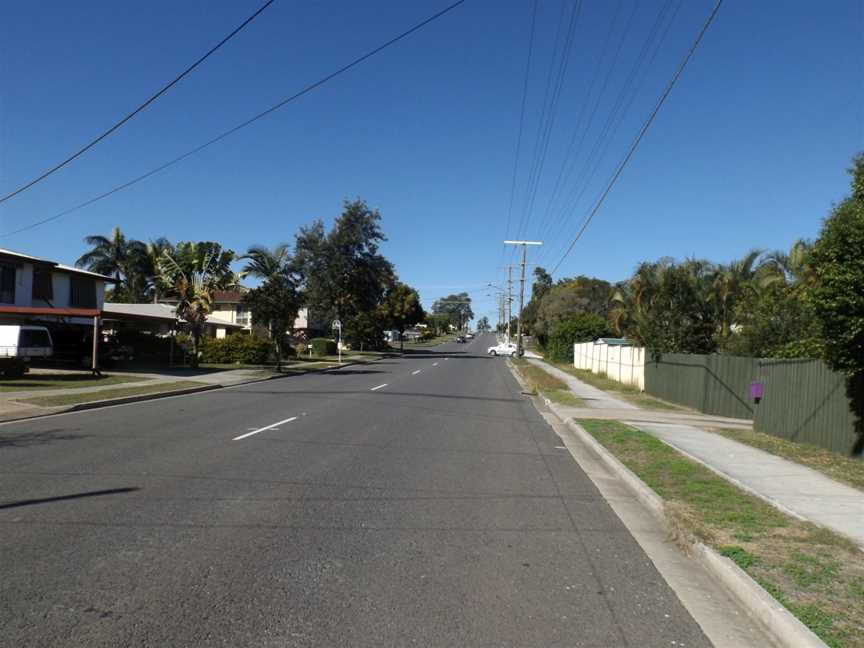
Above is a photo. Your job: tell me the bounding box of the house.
[204,290,316,339]
[0,248,113,323]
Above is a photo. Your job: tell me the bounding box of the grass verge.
[0,373,147,393]
[579,418,864,648]
[17,381,207,407]
[709,427,864,493]
[512,359,585,407]
[552,362,682,411]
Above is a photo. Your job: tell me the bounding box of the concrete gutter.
[508,361,827,648]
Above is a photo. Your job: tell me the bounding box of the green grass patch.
[511,361,585,407]
[546,388,585,407]
[0,373,148,392]
[551,363,682,411]
[17,381,207,407]
[710,427,864,492]
[579,418,864,647]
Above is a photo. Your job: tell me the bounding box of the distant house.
[161,288,315,339]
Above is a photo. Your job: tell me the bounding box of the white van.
[0,325,54,377]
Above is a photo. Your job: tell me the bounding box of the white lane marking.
[233,416,297,441]
[432,362,439,367]
[370,383,388,391]
[412,370,422,375]
[445,357,449,360]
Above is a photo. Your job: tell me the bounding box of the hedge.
[310,337,338,356]
[200,335,271,364]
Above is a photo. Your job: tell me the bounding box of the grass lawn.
[391,335,455,349]
[551,362,682,411]
[0,373,148,393]
[512,359,585,407]
[579,418,864,648]
[18,381,207,407]
[710,427,864,493]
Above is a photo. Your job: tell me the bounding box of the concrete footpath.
[527,358,864,549]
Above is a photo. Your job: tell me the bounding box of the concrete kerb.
[506,359,827,648]
[555,425,824,644]
[1,355,387,424]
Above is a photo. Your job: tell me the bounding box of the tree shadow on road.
[0,487,139,510]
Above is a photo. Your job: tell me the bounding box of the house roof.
[212,290,246,304]
[102,302,245,328]
[0,247,117,282]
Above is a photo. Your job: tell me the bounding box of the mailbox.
[749,381,764,404]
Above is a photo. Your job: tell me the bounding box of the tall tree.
[240,243,293,280]
[431,293,474,331]
[294,199,395,348]
[157,242,237,367]
[809,153,864,454]
[243,273,302,370]
[476,316,490,332]
[533,276,611,347]
[379,283,425,351]
[76,227,148,302]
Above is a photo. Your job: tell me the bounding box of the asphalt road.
[0,334,712,647]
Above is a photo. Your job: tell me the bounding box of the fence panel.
[755,359,858,455]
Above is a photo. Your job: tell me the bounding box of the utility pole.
[504,240,543,357]
[506,266,513,343]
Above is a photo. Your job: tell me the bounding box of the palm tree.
[710,249,763,341]
[157,242,236,367]
[76,227,147,302]
[240,243,292,280]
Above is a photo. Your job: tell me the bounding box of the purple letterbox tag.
[749,382,764,401]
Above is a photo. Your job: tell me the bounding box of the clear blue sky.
[1,1,861,324]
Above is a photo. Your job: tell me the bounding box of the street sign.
[332,319,342,330]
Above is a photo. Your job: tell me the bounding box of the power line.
[550,0,723,276]
[1,0,467,239]
[501,0,539,262]
[0,0,277,206]
[538,0,681,265]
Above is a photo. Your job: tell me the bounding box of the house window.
[0,265,15,304]
[32,267,53,301]
[236,305,250,325]
[70,276,96,308]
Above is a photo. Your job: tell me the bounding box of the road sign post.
[332,319,342,364]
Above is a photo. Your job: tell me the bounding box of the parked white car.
[0,325,54,377]
[487,341,518,357]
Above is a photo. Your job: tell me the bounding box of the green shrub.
[200,335,271,364]
[547,313,609,363]
[310,337,337,356]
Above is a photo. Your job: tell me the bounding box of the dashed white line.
[411,370,422,375]
[370,383,388,391]
[233,416,297,441]
[432,362,439,367]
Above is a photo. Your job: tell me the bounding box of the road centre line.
[412,370,422,375]
[432,362,439,366]
[233,416,297,441]
[370,383,388,391]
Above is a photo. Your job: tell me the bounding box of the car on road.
[465,332,474,340]
[487,341,518,357]
[455,335,466,343]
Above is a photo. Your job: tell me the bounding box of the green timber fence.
[645,353,860,455]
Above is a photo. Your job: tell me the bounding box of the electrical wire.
[549,0,723,276]
[500,0,539,265]
[1,0,467,238]
[538,0,681,265]
[0,0,277,206]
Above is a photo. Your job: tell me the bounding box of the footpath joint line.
[233,416,297,441]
